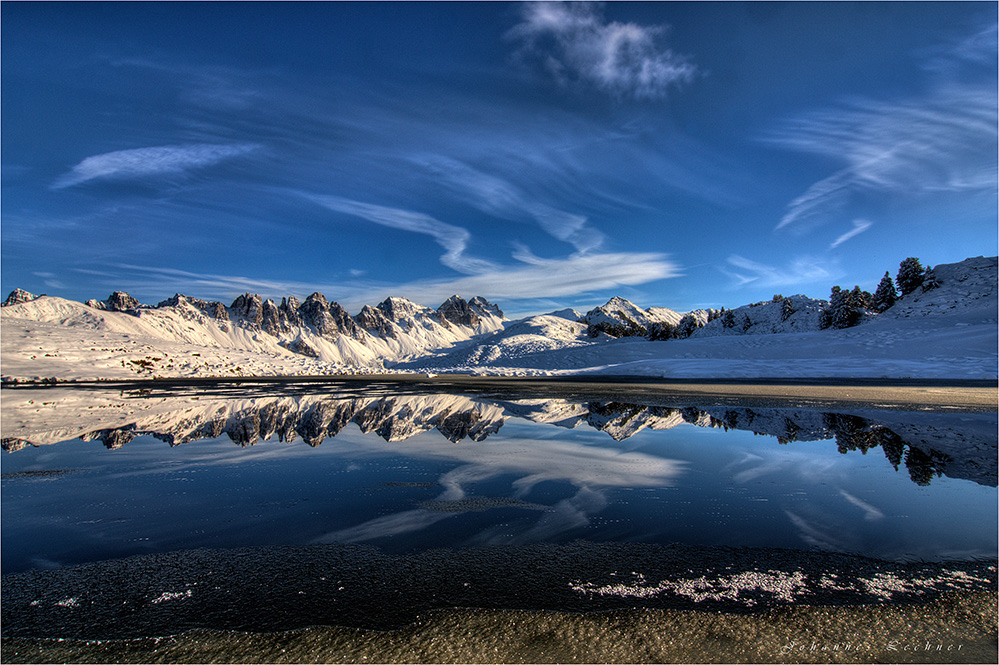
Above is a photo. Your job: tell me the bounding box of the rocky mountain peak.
[437,295,502,327]
[156,294,229,321]
[231,293,264,325]
[354,304,397,339]
[469,296,504,319]
[376,296,428,321]
[437,295,478,327]
[86,291,141,314]
[604,296,636,309]
[297,292,362,341]
[2,288,38,307]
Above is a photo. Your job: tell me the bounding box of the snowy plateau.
[1,256,996,382]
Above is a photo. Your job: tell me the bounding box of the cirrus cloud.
[53,143,259,189]
[722,254,841,289]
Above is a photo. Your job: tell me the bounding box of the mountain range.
[1,256,996,382]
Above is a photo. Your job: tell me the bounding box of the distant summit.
[2,288,37,307]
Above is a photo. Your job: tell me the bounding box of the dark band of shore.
[4,374,996,412]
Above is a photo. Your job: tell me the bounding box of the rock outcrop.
[87,291,142,313]
[2,289,38,307]
[437,295,504,327]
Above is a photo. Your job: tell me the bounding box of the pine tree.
[850,285,872,311]
[780,297,795,321]
[896,257,925,296]
[676,313,703,338]
[647,321,677,341]
[829,286,859,328]
[922,266,940,291]
[722,309,736,329]
[873,271,897,312]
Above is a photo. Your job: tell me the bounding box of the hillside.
[0,292,503,382]
[1,256,995,382]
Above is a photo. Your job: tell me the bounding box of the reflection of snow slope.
[4,389,993,487]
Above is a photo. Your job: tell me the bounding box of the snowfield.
[1,256,995,382]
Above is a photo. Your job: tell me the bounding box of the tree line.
[820,256,935,330]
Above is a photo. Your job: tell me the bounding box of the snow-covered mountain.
[1,256,995,381]
[0,291,504,381]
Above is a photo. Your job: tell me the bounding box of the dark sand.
[3,592,996,664]
[2,542,996,663]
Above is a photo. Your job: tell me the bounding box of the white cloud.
[308,194,498,275]
[830,219,873,249]
[53,143,259,188]
[99,265,328,302]
[97,248,677,313]
[385,250,678,306]
[32,272,65,289]
[766,78,997,231]
[722,255,840,289]
[508,1,697,99]
[412,155,605,252]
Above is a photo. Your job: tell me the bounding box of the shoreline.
[3,373,996,412]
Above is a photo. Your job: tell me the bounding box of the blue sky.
[2,2,996,317]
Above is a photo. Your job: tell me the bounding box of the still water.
[2,386,995,574]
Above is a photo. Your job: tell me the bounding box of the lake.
[1,383,996,660]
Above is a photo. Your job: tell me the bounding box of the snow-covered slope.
[584,296,684,334]
[397,257,997,380]
[0,292,503,381]
[2,256,995,381]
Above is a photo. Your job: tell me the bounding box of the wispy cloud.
[507,1,697,99]
[53,143,259,189]
[412,155,604,252]
[86,265,332,303]
[922,22,998,73]
[90,247,677,312]
[765,23,997,232]
[307,194,498,275]
[830,219,873,249]
[389,249,678,306]
[722,255,840,289]
[32,272,66,289]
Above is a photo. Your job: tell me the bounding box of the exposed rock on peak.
[298,292,363,341]
[231,293,264,325]
[260,299,285,335]
[278,297,301,327]
[285,337,319,358]
[437,295,503,327]
[87,291,142,314]
[469,296,503,319]
[354,304,397,339]
[2,289,38,307]
[156,294,228,321]
[377,296,430,322]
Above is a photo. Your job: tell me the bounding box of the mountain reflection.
[2,390,994,487]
